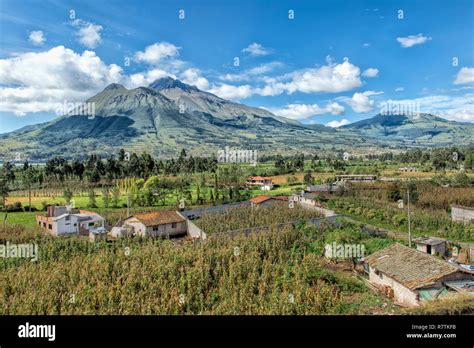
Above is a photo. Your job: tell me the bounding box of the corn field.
[0,224,381,315]
[194,203,324,234]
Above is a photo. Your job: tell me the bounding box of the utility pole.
[407,187,412,247]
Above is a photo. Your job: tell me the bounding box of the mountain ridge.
[0,77,472,160]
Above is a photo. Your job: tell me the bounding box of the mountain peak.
[149,77,199,92]
[103,83,127,91]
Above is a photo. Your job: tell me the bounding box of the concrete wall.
[299,202,336,217]
[54,215,80,236]
[146,221,187,237]
[451,206,474,223]
[368,266,419,306]
[415,243,447,256]
[187,219,207,240]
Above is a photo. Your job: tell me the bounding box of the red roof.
[250,195,288,204]
[248,176,272,181]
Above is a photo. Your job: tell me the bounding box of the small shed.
[413,236,447,256]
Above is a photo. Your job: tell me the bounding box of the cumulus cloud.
[326,119,351,128]
[127,68,173,88]
[454,67,474,85]
[396,33,432,48]
[72,19,103,49]
[134,42,180,64]
[242,43,270,56]
[208,84,253,100]
[28,31,45,45]
[345,91,383,113]
[180,68,210,90]
[256,57,362,96]
[219,62,282,82]
[266,102,345,120]
[362,68,379,78]
[0,46,123,115]
[379,94,474,122]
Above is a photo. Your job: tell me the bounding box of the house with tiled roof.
[365,243,473,306]
[122,211,187,238]
[246,176,273,191]
[249,195,288,207]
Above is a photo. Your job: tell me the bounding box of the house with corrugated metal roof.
[365,243,473,306]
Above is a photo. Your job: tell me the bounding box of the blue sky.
[0,0,473,133]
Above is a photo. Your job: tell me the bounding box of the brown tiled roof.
[131,211,185,227]
[250,195,288,204]
[365,243,459,290]
[248,176,272,181]
[250,195,271,204]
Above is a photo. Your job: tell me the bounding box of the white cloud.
[134,42,180,64]
[72,19,103,49]
[362,68,379,78]
[345,91,383,113]
[395,87,404,92]
[326,119,350,128]
[0,46,123,115]
[28,31,45,45]
[396,33,432,48]
[380,94,474,122]
[266,102,345,120]
[180,68,209,90]
[363,43,371,47]
[454,67,474,85]
[258,57,362,95]
[208,84,253,100]
[127,68,173,88]
[219,62,282,82]
[242,43,270,56]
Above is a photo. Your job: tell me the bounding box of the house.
[36,206,105,237]
[365,243,473,306]
[300,192,323,206]
[306,183,341,194]
[249,195,288,207]
[413,236,447,256]
[246,176,273,191]
[451,205,474,224]
[122,211,187,238]
[336,174,377,183]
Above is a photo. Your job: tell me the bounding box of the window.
[38,221,41,226]
[48,224,52,230]
[153,226,159,232]
[65,215,70,221]
[88,222,94,227]
[171,222,177,228]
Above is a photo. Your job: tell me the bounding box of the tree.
[0,179,8,209]
[87,188,97,208]
[101,186,111,208]
[63,188,73,204]
[111,186,120,208]
[22,164,37,212]
[303,170,314,185]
